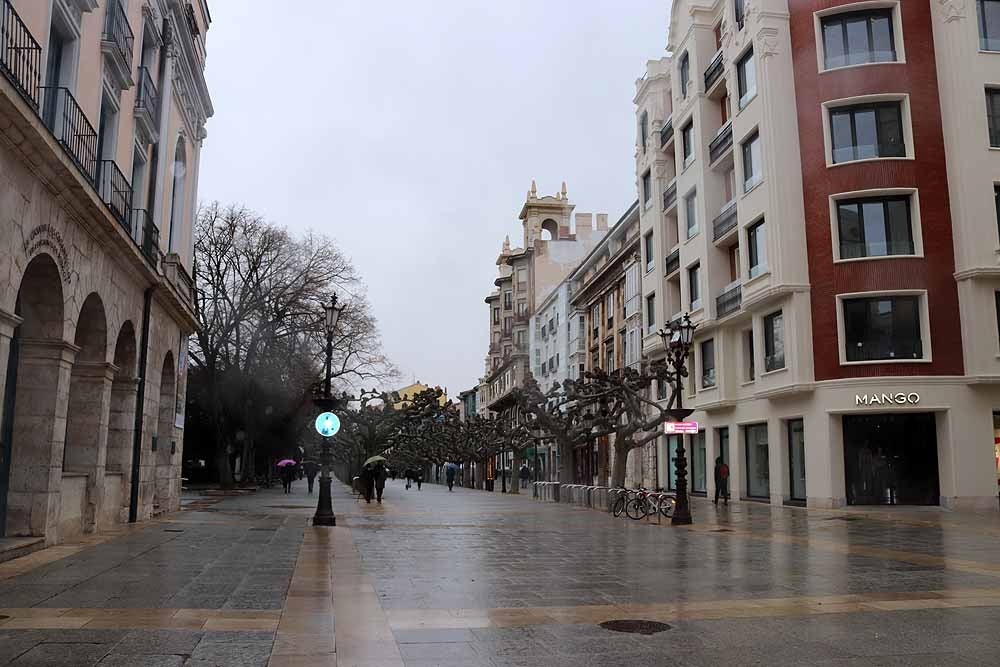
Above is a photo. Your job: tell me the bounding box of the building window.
[701,339,716,388]
[831,102,904,164]
[642,170,653,205]
[606,292,615,330]
[605,343,614,371]
[837,196,914,259]
[591,303,600,341]
[644,232,655,272]
[763,310,785,371]
[679,52,690,97]
[788,419,806,502]
[744,329,755,382]
[682,121,694,164]
[492,307,500,324]
[744,423,770,499]
[747,219,767,279]
[503,290,512,309]
[742,130,761,191]
[988,89,1000,147]
[821,9,896,69]
[978,0,1000,51]
[692,431,707,493]
[646,293,656,334]
[685,191,698,238]
[995,185,1000,242]
[995,291,1000,346]
[843,295,923,361]
[736,48,756,108]
[735,0,746,30]
[640,110,649,152]
[689,263,702,311]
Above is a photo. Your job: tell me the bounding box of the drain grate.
[164,529,184,533]
[710,528,733,532]
[600,620,671,635]
[0,615,9,621]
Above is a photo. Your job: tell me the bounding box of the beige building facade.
[0,0,212,545]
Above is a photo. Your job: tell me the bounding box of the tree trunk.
[216,447,234,488]
[557,439,574,484]
[509,452,521,495]
[610,440,630,488]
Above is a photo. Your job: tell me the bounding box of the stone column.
[7,339,78,541]
[105,376,138,526]
[0,309,23,432]
[64,361,117,533]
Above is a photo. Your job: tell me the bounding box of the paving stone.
[96,655,185,667]
[113,630,204,655]
[7,643,112,666]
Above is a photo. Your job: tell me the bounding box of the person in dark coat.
[519,463,530,489]
[280,465,295,494]
[373,463,388,503]
[713,457,730,505]
[303,461,320,494]
[360,465,375,503]
[413,468,423,490]
[445,463,457,491]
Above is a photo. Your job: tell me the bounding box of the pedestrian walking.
[405,470,412,490]
[280,465,295,494]
[445,462,457,491]
[373,462,388,503]
[303,460,320,495]
[713,457,730,505]
[519,463,530,489]
[360,465,375,504]
[415,469,423,490]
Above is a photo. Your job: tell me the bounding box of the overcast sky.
[199,1,670,398]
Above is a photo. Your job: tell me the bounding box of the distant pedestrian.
[414,469,423,490]
[280,465,295,494]
[303,461,320,494]
[519,463,530,489]
[405,470,412,490]
[445,463,457,491]
[713,457,730,505]
[360,465,375,503]
[373,463,388,503]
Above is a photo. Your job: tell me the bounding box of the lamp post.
[313,294,344,527]
[657,313,697,526]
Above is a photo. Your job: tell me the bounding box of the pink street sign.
[664,421,699,434]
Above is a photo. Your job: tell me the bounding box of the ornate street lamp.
[657,313,697,526]
[313,294,345,527]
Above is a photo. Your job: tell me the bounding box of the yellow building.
[393,382,448,410]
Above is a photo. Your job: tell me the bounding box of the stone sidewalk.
[2,478,1000,665]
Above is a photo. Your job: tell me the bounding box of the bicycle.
[612,487,676,521]
[611,487,633,518]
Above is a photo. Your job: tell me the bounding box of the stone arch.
[3,254,68,537]
[104,321,138,526]
[64,292,112,536]
[167,137,187,252]
[540,218,559,241]
[154,350,176,512]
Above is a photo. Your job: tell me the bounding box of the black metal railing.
[1,0,41,108]
[662,180,677,211]
[664,248,680,275]
[659,117,673,148]
[135,65,158,117]
[709,122,733,164]
[716,283,742,318]
[704,50,724,90]
[132,209,160,268]
[97,160,133,230]
[40,86,99,182]
[103,0,134,67]
[713,200,738,241]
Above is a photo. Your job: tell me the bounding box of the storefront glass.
[692,432,707,493]
[788,418,806,502]
[666,435,679,491]
[843,413,938,505]
[994,412,1000,485]
[744,423,770,499]
[717,427,729,465]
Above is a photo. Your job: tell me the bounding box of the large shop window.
[980,0,1000,51]
[744,423,770,499]
[843,295,923,361]
[988,89,1000,148]
[837,196,914,259]
[763,310,785,371]
[692,432,707,493]
[787,419,806,502]
[843,413,939,505]
[717,427,730,465]
[821,9,896,69]
[830,102,904,164]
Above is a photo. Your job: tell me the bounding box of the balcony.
[704,50,724,91]
[716,283,742,318]
[96,160,133,230]
[134,66,159,145]
[659,116,673,148]
[662,179,677,211]
[131,209,160,269]
[101,0,135,89]
[664,248,680,276]
[708,122,733,165]
[41,86,99,182]
[0,0,42,109]
[712,200,738,242]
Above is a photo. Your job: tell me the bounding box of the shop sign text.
[855,392,921,407]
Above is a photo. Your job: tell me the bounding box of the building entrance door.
[0,324,20,537]
[843,413,939,505]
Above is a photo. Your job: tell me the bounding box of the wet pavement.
[1,479,1000,665]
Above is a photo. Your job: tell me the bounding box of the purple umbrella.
[276,459,297,467]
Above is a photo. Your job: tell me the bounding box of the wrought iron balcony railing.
[716,283,742,318]
[0,0,41,108]
[709,122,733,165]
[135,66,158,117]
[704,50,724,90]
[712,200,738,241]
[103,0,134,68]
[664,248,680,276]
[97,160,133,230]
[659,116,673,148]
[131,209,160,268]
[41,86,99,182]
[662,180,677,211]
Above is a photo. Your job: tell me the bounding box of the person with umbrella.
[277,459,297,494]
[360,455,386,504]
[445,461,458,492]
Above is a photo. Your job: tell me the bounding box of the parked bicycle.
[611,487,675,521]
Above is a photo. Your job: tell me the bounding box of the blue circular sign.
[315,412,340,437]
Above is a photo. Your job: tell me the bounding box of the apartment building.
[0,0,212,544]
[636,0,1000,510]
[567,201,643,485]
